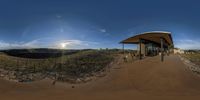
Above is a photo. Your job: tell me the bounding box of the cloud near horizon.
[1,38,200,50]
[56,40,99,49]
[0,39,99,50]
[174,39,200,50]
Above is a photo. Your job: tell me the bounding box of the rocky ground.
[0,67,109,84]
[179,55,200,75]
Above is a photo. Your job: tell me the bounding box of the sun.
[59,42,71,49]
[60,43,66,48]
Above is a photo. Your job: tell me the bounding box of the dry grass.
[181,53,200,65]
[0,50,117,83]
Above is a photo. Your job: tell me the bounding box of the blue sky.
[0,0,200,49]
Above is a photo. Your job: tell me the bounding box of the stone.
[0,74,4,77]
[84,77,92,82]
[76,78,81,83]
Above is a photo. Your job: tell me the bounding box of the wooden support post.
[160,38,164,62]
[122,43,127,62]
[122,43,125,55]
[139,38,142,60]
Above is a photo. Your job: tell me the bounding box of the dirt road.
[1,55,200,100]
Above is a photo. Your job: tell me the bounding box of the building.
[120,31,174,61]
[174,48,185,54]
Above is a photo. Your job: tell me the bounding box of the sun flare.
[60,43,66,48]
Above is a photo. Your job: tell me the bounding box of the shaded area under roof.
[120,31,173,46]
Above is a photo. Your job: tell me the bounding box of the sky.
[0,0,200,50]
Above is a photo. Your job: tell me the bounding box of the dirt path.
[0,55,200,100]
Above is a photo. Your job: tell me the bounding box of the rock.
[0,74,4,77]
[84,77,92,82]
[28,74,34,80]
[76,78,81,83]
[8,71,16,80]
[9,74,16,80]
[96,72,106,77]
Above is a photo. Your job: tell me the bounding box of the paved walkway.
[1,55,200,100]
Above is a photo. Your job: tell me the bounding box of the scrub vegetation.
[181,51,200,65]
[0,49,119,83]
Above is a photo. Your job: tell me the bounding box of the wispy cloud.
[99,29,106,33]
[56,15,62,19]
[0,39,99,50]
[98,28,112,37]
[174,39,200,50]
[56,40,99,49]
[0,41,25,49]
[0,40,45,49]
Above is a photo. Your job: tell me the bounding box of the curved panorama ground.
[1,55,200,100]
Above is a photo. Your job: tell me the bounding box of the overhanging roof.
[120,31,173,46]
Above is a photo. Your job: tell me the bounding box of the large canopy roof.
[120,31,173,46]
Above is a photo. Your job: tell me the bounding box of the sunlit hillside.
[0,49,119,83]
